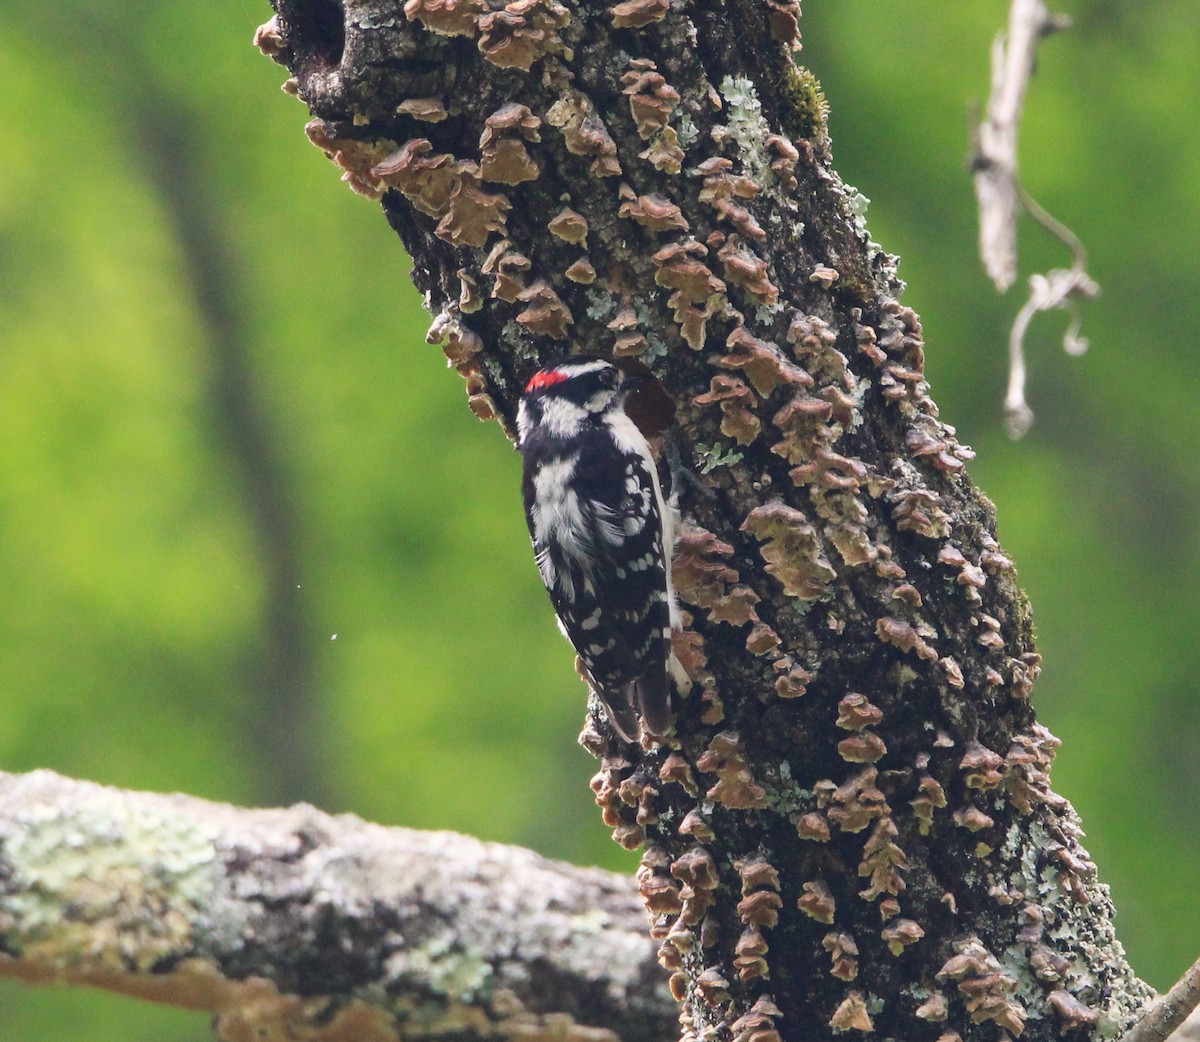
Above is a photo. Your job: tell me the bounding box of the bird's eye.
[598,367,617,387]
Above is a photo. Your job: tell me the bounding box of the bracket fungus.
[695,732,767,810]
[798,879,836,924]
[829,991,874,1033]
[741,503,837,601]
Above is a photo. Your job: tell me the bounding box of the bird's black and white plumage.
[517,356,684,742]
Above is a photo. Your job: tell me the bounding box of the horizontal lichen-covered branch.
[0,770,673,1042]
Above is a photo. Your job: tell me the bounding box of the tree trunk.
[253,2,1152,1042]
[229,1,1157,1040]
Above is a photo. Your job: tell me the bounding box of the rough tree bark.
[247,2,1157,1042]
[0,3,1164,1042]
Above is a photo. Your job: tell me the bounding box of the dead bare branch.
[972,0,1071,291]
[1125,953,1200,1042]
[973,0,1096,436]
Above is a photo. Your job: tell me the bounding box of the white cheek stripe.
[538,397,590,438]
[554,359,610,379]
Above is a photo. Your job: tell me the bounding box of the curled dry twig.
[972,0,1096,438]
[1003,190,1099,438]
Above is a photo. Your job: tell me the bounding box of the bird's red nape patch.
[525,369,571,393]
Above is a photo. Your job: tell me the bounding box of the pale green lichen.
[842,185,885,261]
[846,188,870,225]
[483,354,507,381]
[757,765,805,816]
[718,76,775,188]
[695,441,744,473]
[357,13,399,28]
[997,814,1153,1034]
[395,935,493,1002]
[566,907,611,937]
[752,301,786,326]
[584,288,618,322]
[998,944,1053,1018]
[841,370,869,433]
[501,319,539,360]
[4,788,219,970]
[631,298,669,360]
[675,112,699,150]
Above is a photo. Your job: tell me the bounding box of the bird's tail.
[593,687,642,743]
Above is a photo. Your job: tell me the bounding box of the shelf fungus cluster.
[259,2,1156,1040]
[602,269,1130,1035]
[638,839,788,1042]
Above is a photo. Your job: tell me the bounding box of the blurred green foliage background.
[2,1,1197,1037]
